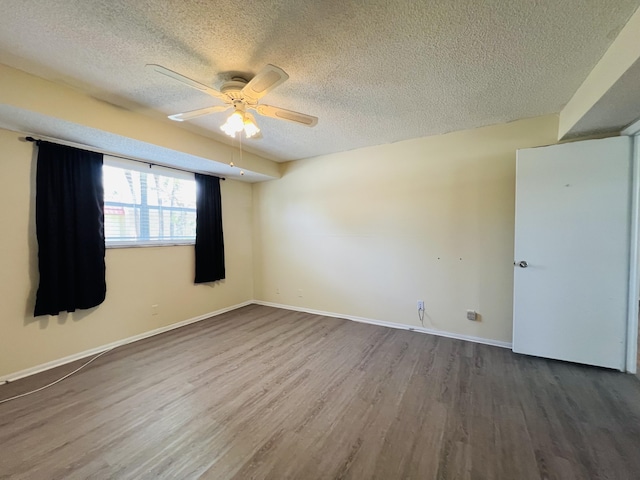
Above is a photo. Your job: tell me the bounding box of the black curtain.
[194,174,225,283]
[34,141,106,316]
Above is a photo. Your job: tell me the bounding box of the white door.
[513,137,632,370]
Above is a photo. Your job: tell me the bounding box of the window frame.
[103,156,197,249]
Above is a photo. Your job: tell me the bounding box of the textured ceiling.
[0,0,638,162]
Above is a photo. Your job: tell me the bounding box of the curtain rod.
[24,136,225,180]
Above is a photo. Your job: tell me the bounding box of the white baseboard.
[0,301,253,384]
[253,300,513,349]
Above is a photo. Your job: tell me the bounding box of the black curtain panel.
[194,173,225,283]
[34,141,106,316]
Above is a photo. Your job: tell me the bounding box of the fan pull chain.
[228,132,244,175]
[238,130,245,175]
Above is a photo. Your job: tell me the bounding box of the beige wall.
[0,128,254,377]
[253,115,559,344]
[1,114,560,377]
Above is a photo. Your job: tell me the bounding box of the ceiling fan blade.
[168,105,231,122]
[241,65,289,103]
[146,64,228,102]
[254,104,318,127]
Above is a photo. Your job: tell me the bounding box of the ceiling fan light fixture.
[243,113,260,139]
[220,108,261,139]
[220,110,245,138]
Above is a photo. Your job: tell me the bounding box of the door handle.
[514,261,528,268]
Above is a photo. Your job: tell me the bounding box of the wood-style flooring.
[1,305,639,479]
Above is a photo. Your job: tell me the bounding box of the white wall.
[0,128,254,377]
[253,115,559,344]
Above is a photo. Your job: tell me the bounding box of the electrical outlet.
[466,310,477,321]
[417,300,425,311]
[151,304,159,316]
[298,289,303,298]
[276,287,280,295]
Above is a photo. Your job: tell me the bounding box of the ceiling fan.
[146,63,318,139]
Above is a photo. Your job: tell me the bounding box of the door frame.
[623,119,640,373]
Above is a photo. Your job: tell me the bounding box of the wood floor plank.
[1,304,640,479]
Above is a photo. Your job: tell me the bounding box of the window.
[103,157,197,247]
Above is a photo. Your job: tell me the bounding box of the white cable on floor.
[0,348,114,405]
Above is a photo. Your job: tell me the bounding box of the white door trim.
[626,132,640,373]
[622,118,640,136]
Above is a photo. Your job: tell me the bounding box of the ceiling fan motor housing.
[221,78,249,100]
